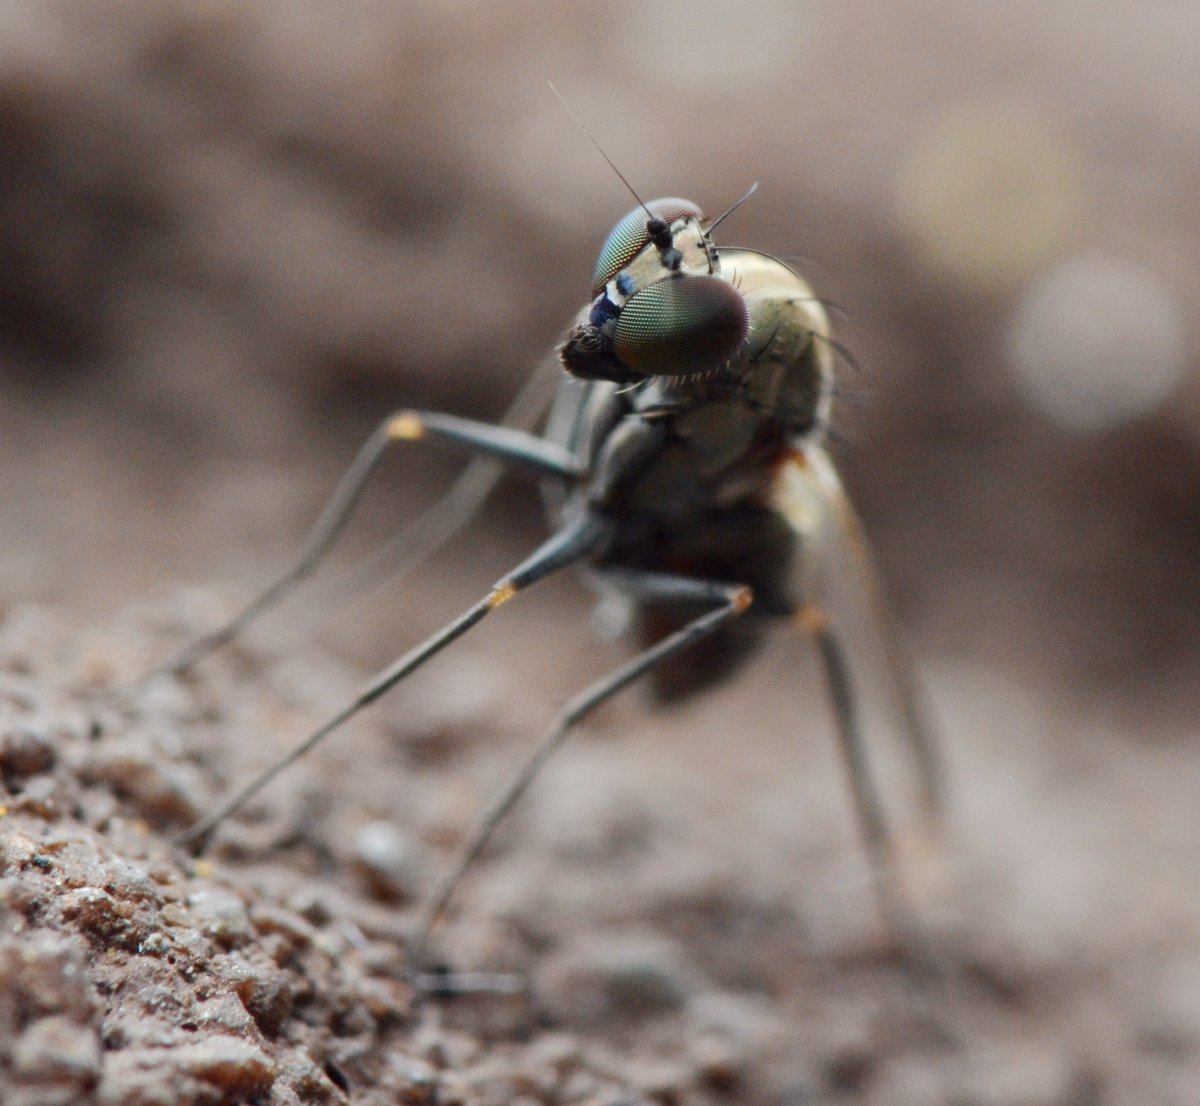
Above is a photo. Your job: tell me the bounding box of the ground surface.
[2,3,1199,1104]
[3,592,1200,1106]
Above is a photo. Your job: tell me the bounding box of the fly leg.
[821,495,943,825]
[786,445,942,822]
[135,405,580,687]
[770,445,943,943]
[174,511,610,850]
[793,604,910,942]
[406,571,753,996]
[315,358,559,606]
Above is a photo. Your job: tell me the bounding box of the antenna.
[548,82,654,222]
[706,181,759,234]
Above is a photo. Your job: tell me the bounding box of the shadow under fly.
[145,179,942,993]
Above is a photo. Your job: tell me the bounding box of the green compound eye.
[591,197,703,295]
[613,275,749,377]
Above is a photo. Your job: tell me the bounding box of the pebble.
[391,1057,440,1105]
[11,1013,102,1081]
[97,1038,275,1105]
[104,858,162,904]
[192,992,257,1035]
[537,933,706,1026]
[7,773,60,818]
[219,952,295,1036]
[81,740,205,825]
[250,902,319,947]
[0,932,96,1018]
[60,886,141,948]
[186,886,253,947]
[0,722,59,778]
[353,820,428,903]
[273,1046,345,1103]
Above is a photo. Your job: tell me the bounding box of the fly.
[149,157,942,992]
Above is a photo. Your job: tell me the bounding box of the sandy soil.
[4,556,1200,1106]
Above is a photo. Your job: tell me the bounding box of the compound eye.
[613,275,749,377]
[591,197,703,295]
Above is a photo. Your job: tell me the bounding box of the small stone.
[0,874,46,919]
[193,992,256,1035]
[171,1036,275,1090]
[1,828,38,868]
[537,933,706,1026]
[687,990,782,1050]
[353,820,427,903]
[0,722,58,778]
[0,933,96,1018]
[250,903,318,947]
[187,886,252,947]
[81,741,205,825]
[159,902,191,928]
[9,774,60,818]
[275,1047,343,1104]
[60,887,138,947]
[358,939,405,976]
[11,1014,102,1081]
[392,1057,440,1105]
[358,974,410,1022]
[101,1011,177,1051]
[626,1056,690,1100]
[527,1032,581,1073]
[224,955,294,1037]
[96,1050,185,1106]
[692,1035,740,1091]
[137,931,171,956]
[286,885,334,926]
[98,1038,275,1104]
[409,1023,482,1073]
[104,858,161,903]
[76,786,120,828]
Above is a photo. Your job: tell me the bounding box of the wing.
[770,444,943,828]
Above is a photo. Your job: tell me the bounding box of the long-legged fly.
[146,161,941,991]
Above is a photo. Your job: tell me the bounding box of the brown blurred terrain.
[1,3,1199,1104]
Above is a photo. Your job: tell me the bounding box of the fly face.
[561,204,833,439]
[590,198,715,295]
[560,198,750,383]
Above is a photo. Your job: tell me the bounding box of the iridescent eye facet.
[591,198,703,295]
[613,275,749,377]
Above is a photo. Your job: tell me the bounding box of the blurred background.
[3,0,1200,1097]
[2,0,1196,709]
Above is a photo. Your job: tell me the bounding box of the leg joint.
[731,584,754,614]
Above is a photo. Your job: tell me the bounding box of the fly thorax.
[669,399,768,481]
[716,248,836,436]
[739,295,828,433]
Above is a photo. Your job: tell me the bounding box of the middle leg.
[406,570,753,988]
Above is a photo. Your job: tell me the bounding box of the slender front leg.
[174,512,611,850]
[316,356,560,603]
[138,408,582,686]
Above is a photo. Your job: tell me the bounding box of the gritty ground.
[3,589,1200,1106]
